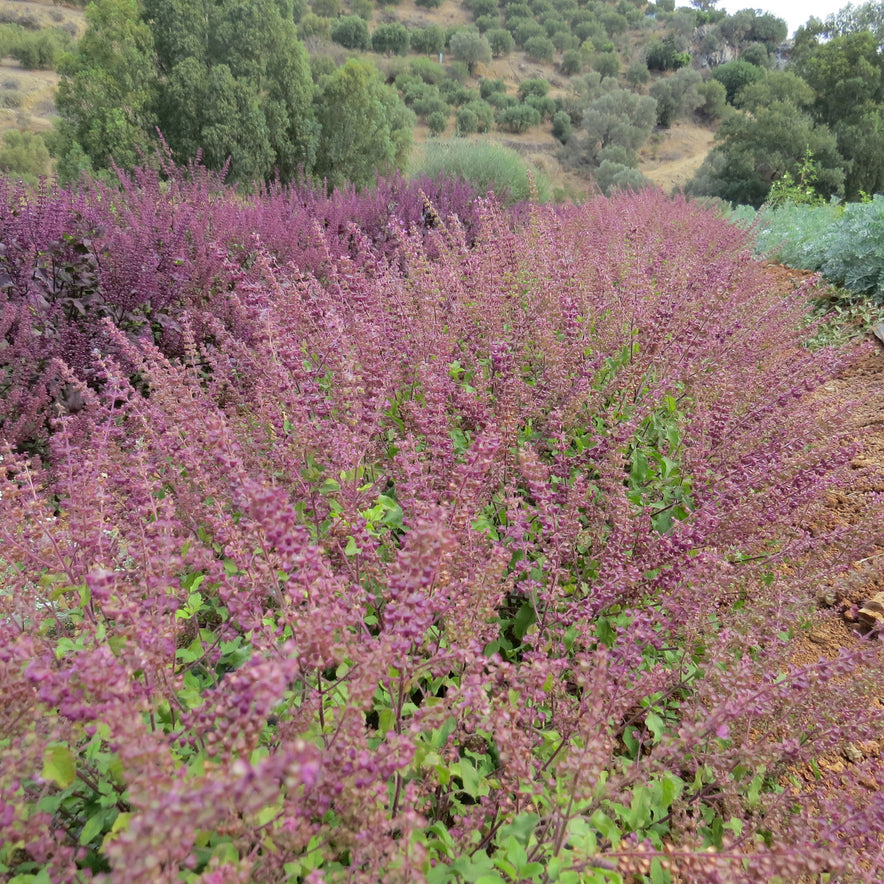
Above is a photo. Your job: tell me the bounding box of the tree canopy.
[313,60,414,191]
[53,0,411,189]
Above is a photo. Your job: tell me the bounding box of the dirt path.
[763,264,884,855]
[638,120,716,192]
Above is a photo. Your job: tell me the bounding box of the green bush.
[626,60,650,86]
[552,109,573,142]
[514,19,545,45]
[410,57,446,85]
[456,106,479,133]
[349,0,373,19]
[486,90,517,109]
[645,35,689,71]
[480,77,507,99]
[449,31,492,74]
[524,34,555,62]
[550,28,578,51]
[331,15,370,49]
[593,50,620,78]
[497,102,542,132]
[470,0,501,17]
[712,59,764,104]
[312,0,341,16]
[446,60,471,83]
[518,77,550,100]
[475,14,499,32]
[427,110,448,135]
[462,98,495,131]
[411,25,445,55]
[525,94,556,120]
[696,78,727,120]
[6,29,69,70]
[437,80,476,106]
[310,55,338,82]
[487,27,515,55]
[414,138,552,201]
[0,129,50,182]
[372,22,410,55]
[298,12,333,39]
[559,48,583,75]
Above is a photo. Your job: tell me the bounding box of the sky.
[715,0,845,36]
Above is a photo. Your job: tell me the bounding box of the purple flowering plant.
[1,165,883,883]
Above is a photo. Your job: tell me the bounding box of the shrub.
[513,18,545,45]
[496,102,542,132]
[471,0,501,17]
[412,93,449,120]
[0,130,50,181]
[409,57,446,85]
[415,0,444,7]
[713,58,764,104]
[8,30,68,69]
[480,77,507,99]
[524,34,555,62]
[349,0,373,18]
[475,14,499,32]
[415,138,552,200]
[461,98,495,131]
[410,25,445,55]
[449,30,492,74]
[741,41,771,68]
[626,59,650,86]
[312,0,341,16]
[456,106,479,133]
[551,108,573,141]
[372,22,410,55]
[427,109,448,135]
[645,35,690,71]
[593,49,621,78]
[486,27,515,56]
[559,47,583,75]
[437,80,476,106]
[550,27,578,51]
[486,89,517,109]
[696,77,727,120]
[518,77,550,100]
[446,59,471,82]
[331,15,370,49]
[525,93,556,119]
[298,12,333,39]
[748,195,884,301]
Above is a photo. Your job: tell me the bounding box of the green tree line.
[689,1,884,205]
[52,0,413,189]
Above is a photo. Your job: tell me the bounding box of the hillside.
[1,0,881,208]
[0,0,723,197]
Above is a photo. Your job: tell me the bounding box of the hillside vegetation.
[1,0,881,206]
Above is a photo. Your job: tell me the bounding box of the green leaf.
[645,710,666,744]
[79,810,110,845]
[512,601,537,640]
[42,744,76,789]
[344,536,361,556]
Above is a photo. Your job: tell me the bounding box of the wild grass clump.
[2,173,883,883]
[414,139,553,204]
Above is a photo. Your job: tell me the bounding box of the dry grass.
[0,0,85,137]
